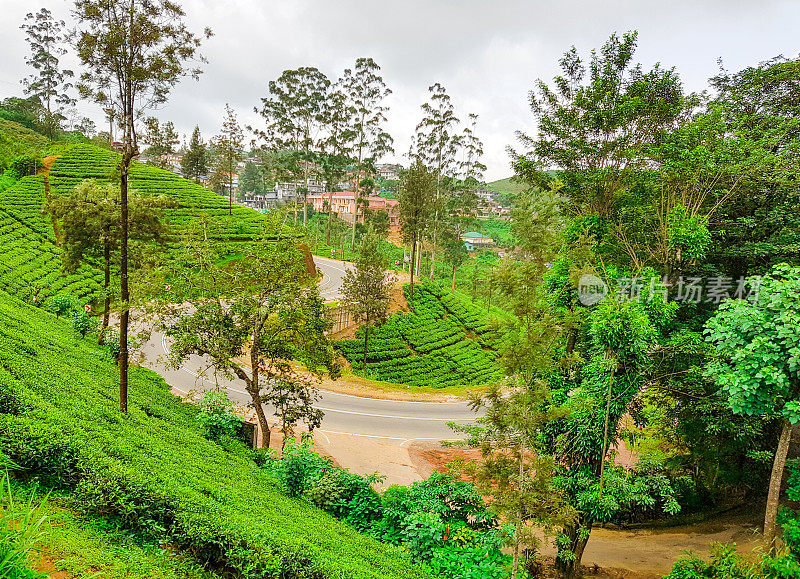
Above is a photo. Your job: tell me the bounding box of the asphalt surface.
[139,255,476,445]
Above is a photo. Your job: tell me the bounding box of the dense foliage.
[264,441,512,579]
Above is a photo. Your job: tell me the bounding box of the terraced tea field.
[336,283,506,388]
[0,143,289,303]
[49,145,273,241]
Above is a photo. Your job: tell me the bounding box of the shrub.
[263,444,511,579]
[7,156,43,178]
[194,390,239,440]
[665,543,759,579]
[43,294,78,318]
[264,438,335,497]
[69,309,96,337]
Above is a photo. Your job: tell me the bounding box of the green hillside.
[484,176,527,199]
[336,283,506,388]
[0,118,51,172]
[0,142,293,304]
[0,288,431,579]
[0,175,104,302]
[49,145,275,241]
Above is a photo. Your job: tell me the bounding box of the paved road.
[139,255,476,447]
[315,255,351,301]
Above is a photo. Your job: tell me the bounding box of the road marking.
[161,334,474,418]
[318,429,408,442]
[399,437,461,447]
[314,405,471,421]
[319,389,468,405]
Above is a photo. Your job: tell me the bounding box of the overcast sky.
[1,0,799,181]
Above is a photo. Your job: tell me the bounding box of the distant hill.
[485,175,527,199]
[0,118,51,172]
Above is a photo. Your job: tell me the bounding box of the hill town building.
[307,191,401,231]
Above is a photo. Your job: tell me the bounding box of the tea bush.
[0,290,431,579]
[336,283,504,388]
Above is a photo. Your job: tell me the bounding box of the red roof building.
[307,191,400,231]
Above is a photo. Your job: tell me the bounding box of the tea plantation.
[335,283,506,388]
[0,175,104,303]
[0,288,432,579]
[0,141,294,304]
[48,145,275,241]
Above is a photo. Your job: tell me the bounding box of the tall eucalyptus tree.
[74,0,210,413]
[255,67,331,226]
[338,58,394,249]
[411,83,460,279]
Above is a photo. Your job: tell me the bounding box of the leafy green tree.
[46,179,174,342]
[705,264,800,549]
[411,83,461,280]
[705,56,800,278]
[399,161,436,298]
[19,8,75,138]
[442,228,468,292]
[142,117,179,167]
[547,298,662,577]
[363,208,390,239]
[458,113,486,185]
[76,117,96,137]
[338,58,394,249]
[163,238,338,449]
[453,382,575,579]
[211,104,244,215]
[255,67,331,226]
[267,378,325,449]
[194,390,240,440]
[513,31,685,221]
[340,226,390,371]
[318,86,355,244]
[239,160,264,195]
[181,125,208,182]
[74,0,210,413]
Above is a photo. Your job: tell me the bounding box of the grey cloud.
[1,0,799,179]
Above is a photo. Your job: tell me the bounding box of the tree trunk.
[351,200,358,251]
[363,323,370,371]
[511,522,521,579]
[326,189,333,244]
[229,172,233,216]
[556,514,591,579]
[429,235,436,281]
[248,353,271,449]
[451,264,457,292]
[764,418,794,550]
[99,240,111,345]
[409,236,417,299]
[119,151,131,414]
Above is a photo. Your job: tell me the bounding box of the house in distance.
[460,231,494,251]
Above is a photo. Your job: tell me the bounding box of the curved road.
[140,255,476,446]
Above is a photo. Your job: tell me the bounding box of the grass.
[12,486,221,579]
